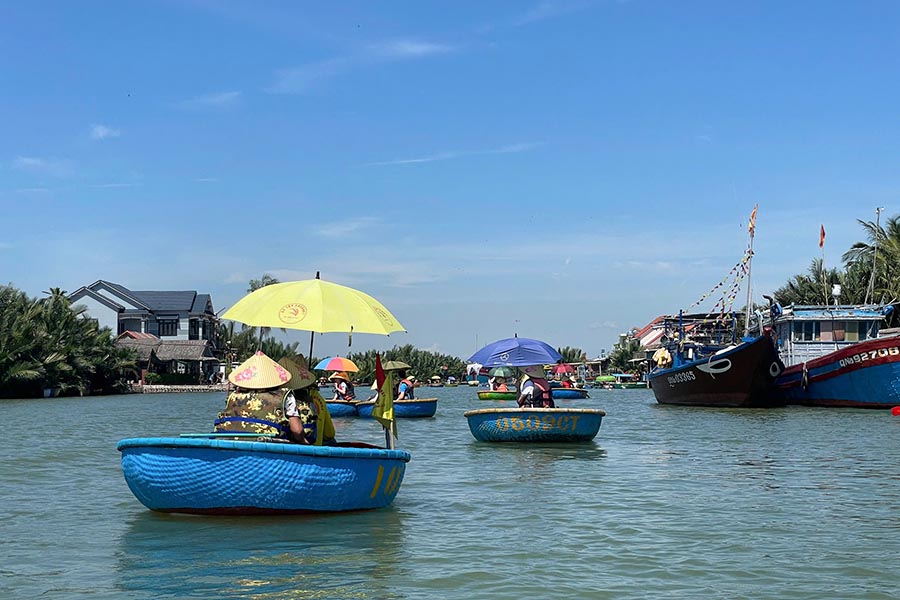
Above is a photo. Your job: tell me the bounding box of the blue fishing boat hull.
[117,437,411,515]
[776,336,900,408]
[356,398,437,418]
[463,408,605,443]
[550,388,590,399]
[326,400,359,417]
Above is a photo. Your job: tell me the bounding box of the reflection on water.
[117,509,407,599]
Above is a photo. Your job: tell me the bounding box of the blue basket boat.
[463,408,605,443]
[325,400,359,417]
[356,398,437,419]
[549,388,590,400]
[117,436,411,515]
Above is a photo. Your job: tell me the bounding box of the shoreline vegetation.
[3,213,899,399]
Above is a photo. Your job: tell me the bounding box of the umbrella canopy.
[382,360,412,371]
[488,366,516,378]
[221,277,405,335]
[551,363,576,374]
[314,356,359,372]
[468,337,563,368]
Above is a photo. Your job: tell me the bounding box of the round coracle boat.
[325,400,359,417]
[356,398,438,418]
[118,436,410,515]
[463,408,606,443]
[476,390,518,401]
[549,388,590,399]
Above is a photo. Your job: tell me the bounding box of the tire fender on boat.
[801,363,808,390]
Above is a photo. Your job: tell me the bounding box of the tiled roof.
[130,290,198,312]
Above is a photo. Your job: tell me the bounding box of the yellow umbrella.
[221,272,406,360]
[222,275,405,335]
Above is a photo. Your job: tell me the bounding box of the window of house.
[159,318,179,336]
[189,319,199,340]
[792,321,820,341]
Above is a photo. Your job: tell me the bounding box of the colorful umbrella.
[314,356,359,373]
[488,366,516,378]
[468,336,563,368]
[382,360,412,371]
[551,363,576,374]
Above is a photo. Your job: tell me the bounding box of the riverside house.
[68,280,220,382]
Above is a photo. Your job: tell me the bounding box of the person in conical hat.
[215,351,294,438]
[518,364,554,408]
[278,356,336,446]
[328,371,356,402]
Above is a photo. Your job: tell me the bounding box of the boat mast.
[743,204,758,336]
[865,206,885,305]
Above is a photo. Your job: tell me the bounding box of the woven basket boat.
[549,388,590,399]
[355,398,437,418]
[325,400,359,417]
[463,408,605,443]
[476,390,518,401]
[118,436,410,515]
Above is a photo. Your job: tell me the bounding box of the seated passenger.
[214,351,295,438]
[518,365,554,408]
[490,376,509,392]
[279,356,336,446]
[329,371,356,401]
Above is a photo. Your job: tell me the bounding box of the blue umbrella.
[468,337,563,368]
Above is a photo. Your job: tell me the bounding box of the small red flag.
[819,225,826,248]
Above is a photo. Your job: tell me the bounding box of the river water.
[2,387,898,599]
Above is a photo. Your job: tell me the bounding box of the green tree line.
[0,286,136,398]
[772,214,900,326]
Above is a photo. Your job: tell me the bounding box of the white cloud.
[265,58,349,94]
[173,91,242,110]
[266,39,457,94]
[368,142,540,166]
[314,217,382,238]
[90,124,121,140]
[513,1,592,26]
[90,183,139,189]
[12,156,74,177]
[369,40,455,59]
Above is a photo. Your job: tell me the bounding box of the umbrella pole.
[307,331,315,369]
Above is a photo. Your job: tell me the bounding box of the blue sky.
[3,1,900,360]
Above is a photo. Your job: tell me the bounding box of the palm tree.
[843,214,900,306]
[244,273,281,346]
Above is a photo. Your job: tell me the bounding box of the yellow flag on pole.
[748,204,758,237]
[372,354,397,442]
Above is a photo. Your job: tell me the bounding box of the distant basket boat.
[118,436,410,515]
[549,388,590,399]
[463,408,605,443]
[476,390,518,401]
[325,400,359,417]
[355,398,437,418]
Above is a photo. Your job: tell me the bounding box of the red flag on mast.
[819,225,826,248]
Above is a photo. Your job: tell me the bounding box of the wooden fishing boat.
[767,304,900,408]
[477,390,517,401]
[117,435,410,514]
[548,387,590,399]
[463,408,605,442]
[649,332,783,407]
[325,400,359,417]
[356,397,438,418]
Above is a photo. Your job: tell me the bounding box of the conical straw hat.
[329,371,350,382]
[278,356,316,389]
[522,365,546,378]
[229,351,292,389]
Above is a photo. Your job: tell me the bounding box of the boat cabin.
[768,305,886,367]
